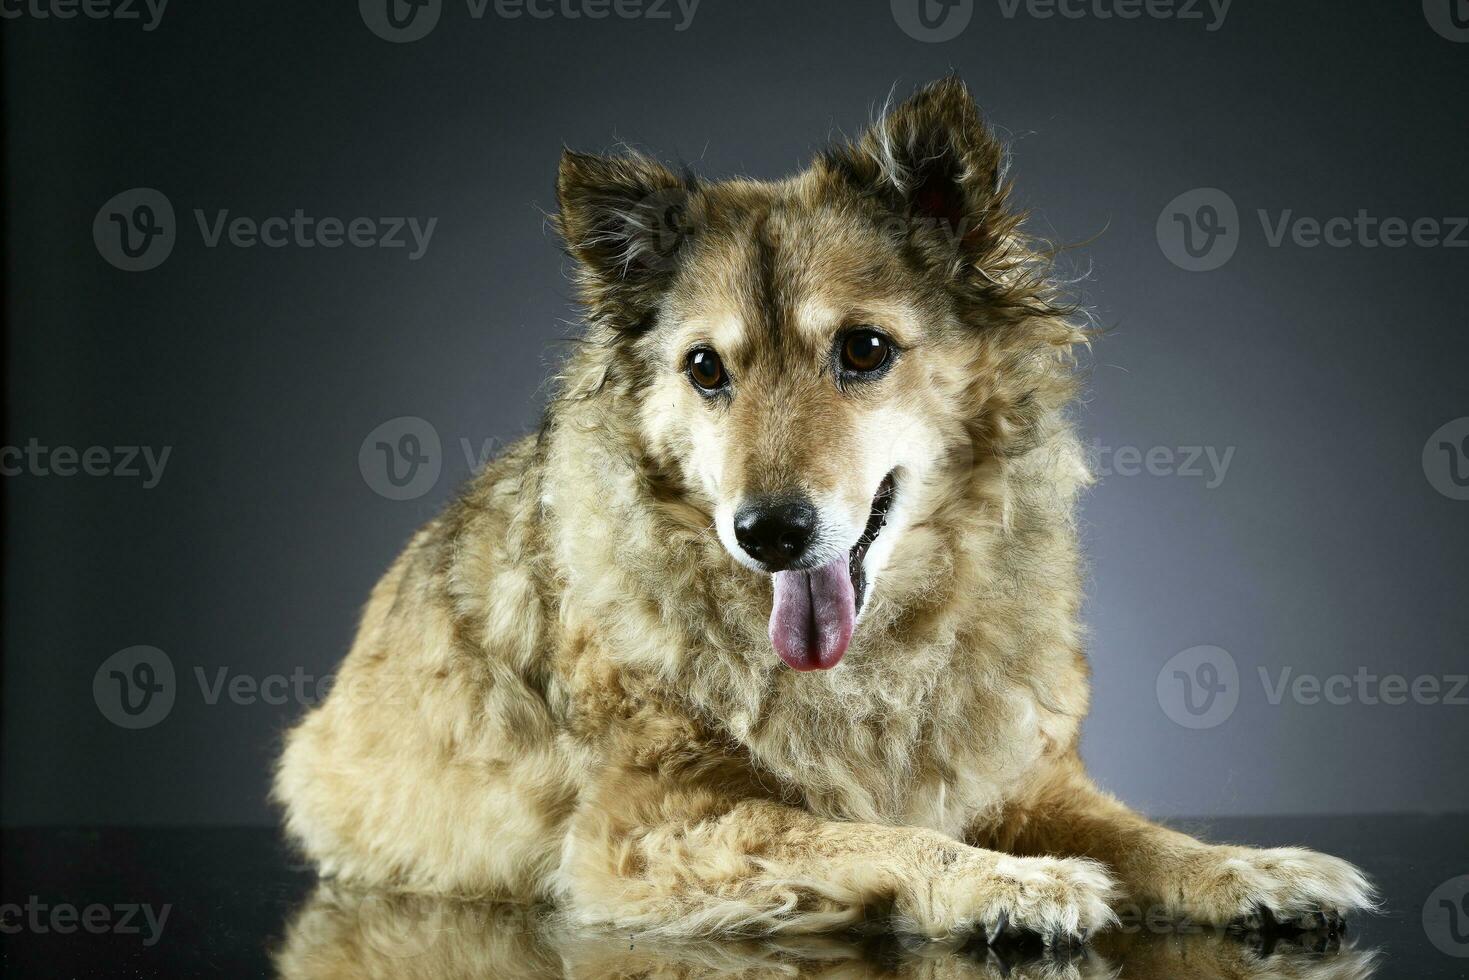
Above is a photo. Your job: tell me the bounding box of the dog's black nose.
[734,496,817,570]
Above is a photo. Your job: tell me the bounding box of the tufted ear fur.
[555,150,698,333]
[820,77,1022,280]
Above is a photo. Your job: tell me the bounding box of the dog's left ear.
[822,77,1013,268]
[555,150,696,331]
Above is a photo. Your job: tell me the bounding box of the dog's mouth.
[767,472,898,672]
[849,471,897,617]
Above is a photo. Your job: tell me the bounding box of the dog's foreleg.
[978,757,1376,929]
[555,773,1117,942]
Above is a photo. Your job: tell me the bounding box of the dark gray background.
[3,0,1466,826]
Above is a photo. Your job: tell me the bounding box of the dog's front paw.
[1183,846,1376,930]
[901,855,1118,947]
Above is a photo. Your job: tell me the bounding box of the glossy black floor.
[3,814,1467,977]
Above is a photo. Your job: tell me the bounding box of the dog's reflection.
[275,883,1380,980]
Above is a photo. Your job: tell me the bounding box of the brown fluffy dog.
[274,78,1373,946]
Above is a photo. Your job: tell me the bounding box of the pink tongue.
[768,557,856,671]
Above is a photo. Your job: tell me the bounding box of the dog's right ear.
[555,150,696,330]
[818,78,1017,281]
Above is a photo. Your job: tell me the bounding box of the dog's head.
[556,78,1081,671]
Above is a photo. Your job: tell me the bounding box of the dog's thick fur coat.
[275,79,1373,944]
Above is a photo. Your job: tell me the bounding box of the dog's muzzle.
[765,472,898,671]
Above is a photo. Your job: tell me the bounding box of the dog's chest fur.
[710,654,1054,835]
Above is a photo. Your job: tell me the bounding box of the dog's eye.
[840,329,892,375]
[687,347,727,391]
